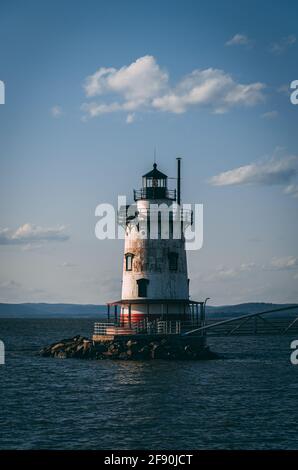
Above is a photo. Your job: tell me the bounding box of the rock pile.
[39,335,219,360]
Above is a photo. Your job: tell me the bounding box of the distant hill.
[0,303,106,318]
[0,302,297,318]
[206,302,298,318]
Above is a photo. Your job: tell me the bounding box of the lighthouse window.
[137,278,149,297]
[169,252,178,271]
[125,253,134,271]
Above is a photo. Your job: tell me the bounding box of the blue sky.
[0,0,297,304]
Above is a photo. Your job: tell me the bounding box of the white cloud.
[81,101,122,117]
[157,70,264,114]
[261,110,278,119]
[201,258,298,284]
[213,268,238,280]
[270,257,298,270]
[152,69,265,114]
[0,280,22,289]
[0,280,47,302]
[225,34,252,47]
[209,155,298,188]
[239,262,256,271]
[59,262,77,268]
[284,184,298,198]
[201,262,257,283]
[84,55,168,101]
[270,34,296,55]
[277,84,291,95]
[83,55,168,116]
[202,267,238,282]
[0,223,69,245]
[126,113,136,124]
[50,105,63,117]
[82,56,266,119]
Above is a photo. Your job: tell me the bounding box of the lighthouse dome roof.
[142,163,167,179]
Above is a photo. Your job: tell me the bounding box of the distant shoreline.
[0,302,297,318]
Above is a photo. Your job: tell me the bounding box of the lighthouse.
[102,158,203,333]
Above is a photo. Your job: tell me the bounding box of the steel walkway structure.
[182,305,298,337]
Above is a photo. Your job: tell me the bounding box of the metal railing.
[202,316,298,336]
[93,314,298,338]
[93,319,182,336]
[157,321,181,334]
[134,188,176,201]
[182,305,298,337]
[118,205,193,227]
[93,322,117,335]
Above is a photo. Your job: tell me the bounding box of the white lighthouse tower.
[106,158,202,330]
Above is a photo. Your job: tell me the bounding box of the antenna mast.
[176,157,181,205]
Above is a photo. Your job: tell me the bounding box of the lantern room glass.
[142,176,166,188]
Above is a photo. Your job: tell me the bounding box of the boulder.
[55,351,67,359]
[51,343,65,352]
[118,352,129,360]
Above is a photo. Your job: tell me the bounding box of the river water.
[0,318,297,449]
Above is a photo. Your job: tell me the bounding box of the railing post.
[128,304,132,328]
[199,302,204,335]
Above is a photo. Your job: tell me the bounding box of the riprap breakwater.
[39,335,219,360]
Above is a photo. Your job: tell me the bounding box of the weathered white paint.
[121,197,190,316]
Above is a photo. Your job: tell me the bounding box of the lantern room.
[134,163,176,201]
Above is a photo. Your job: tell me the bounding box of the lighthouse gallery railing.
[118,205,193,227]
[94,319,182,336]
